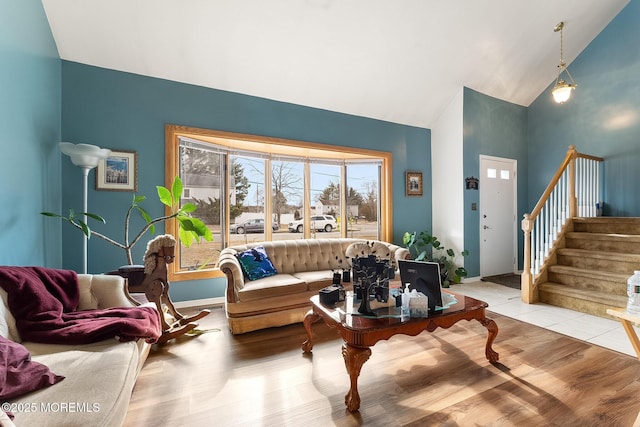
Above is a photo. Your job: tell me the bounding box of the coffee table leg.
[341,343,371,412]
[302,309,321,353]
[479,317,499,363]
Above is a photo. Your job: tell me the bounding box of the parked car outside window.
[230,218,279,234]
[288,215,337,233]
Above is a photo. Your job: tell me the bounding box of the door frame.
[479,155,518,277]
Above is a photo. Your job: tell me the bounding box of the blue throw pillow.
[236,246,278,281]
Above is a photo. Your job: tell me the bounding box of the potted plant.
[42,176,213,265]
[402,231,469,287]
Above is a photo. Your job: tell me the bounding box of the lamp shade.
[60,142,111,168]
[552,81,574,104]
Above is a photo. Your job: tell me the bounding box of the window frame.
[165,124,394,282]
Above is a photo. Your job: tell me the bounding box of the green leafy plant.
[42,176,212,265]
[402,231,469,287]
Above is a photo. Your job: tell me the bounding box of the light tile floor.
[453,280,640,359]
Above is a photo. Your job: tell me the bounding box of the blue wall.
[528,0,640,216]
[5,0,637,300]
[463,88,529,276]
[60,62,431,300]
[0,1,61,267]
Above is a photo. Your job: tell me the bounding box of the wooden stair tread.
[557,248,640,263]
[573,217,640,224]
[565,232,640,242]
[547,265,629,282]
[529,217,640,318]
[538,282,626,306]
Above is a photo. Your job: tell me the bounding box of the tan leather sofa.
[218,238,409,334]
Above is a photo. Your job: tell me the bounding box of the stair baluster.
[521,145,604,303]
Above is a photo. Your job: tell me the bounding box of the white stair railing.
[521,145,603,303]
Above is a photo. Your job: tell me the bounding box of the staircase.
[537,217,640,318]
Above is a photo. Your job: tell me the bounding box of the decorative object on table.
[345,240,394,277]
[342,268,351,283]
[403,231,469,287]
[95,149,137,192]
[59,142,112,273]
[42,176,212,266]
[408,289,429,317]
[332,271,342,286]
[319,284,343,306]
[351,254,393,315]
[332,255,351,284]
[405,171,423,196]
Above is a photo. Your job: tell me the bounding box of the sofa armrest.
[77,274,137,310]
[393,246,411,263]
[218,250,245,304]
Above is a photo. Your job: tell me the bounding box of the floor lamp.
[60,142,111,274]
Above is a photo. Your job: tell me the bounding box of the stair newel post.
[568,145,578,218]
[521,213,536,303]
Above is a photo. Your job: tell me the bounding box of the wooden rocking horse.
[116,234,210,344]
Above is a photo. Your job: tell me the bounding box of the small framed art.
[405,171,423,196]
[96,150,137,192]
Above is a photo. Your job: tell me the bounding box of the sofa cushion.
[238,274,306,301]
[0,336,64,400]
[236,246,278,281]
[293,270,335,291]
[11,339,141,427]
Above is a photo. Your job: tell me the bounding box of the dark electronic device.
[398,259,444,311]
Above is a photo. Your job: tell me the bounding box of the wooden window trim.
[165,124,394,282]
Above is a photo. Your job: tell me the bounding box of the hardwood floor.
[123,305,640,427]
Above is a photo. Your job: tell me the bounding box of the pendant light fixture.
[552,21,577,104]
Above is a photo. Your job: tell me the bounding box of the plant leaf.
[133,195,146,205]
[178,217,196,231]
[78,221,91,238]
[171,176,183,207]
[189,218,212,239]
[41,212,63,218]
[82,212,106,223]
[135,206,152,224]
[179,227,195,248]
[157,186,172,207]
[180,203,197,213]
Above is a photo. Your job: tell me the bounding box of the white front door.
[479,156,517,277]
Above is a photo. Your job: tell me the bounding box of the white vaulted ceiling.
[41,0,629,128]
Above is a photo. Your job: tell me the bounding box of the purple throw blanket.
[0,266,161,344]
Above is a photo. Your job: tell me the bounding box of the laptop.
[398,259,444,311]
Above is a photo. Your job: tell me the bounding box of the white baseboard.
[174,297,225,309]
[462,276,481,283]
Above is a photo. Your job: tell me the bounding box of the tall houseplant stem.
[42,176,213,268]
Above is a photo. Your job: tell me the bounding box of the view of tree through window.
[165,125,393,280]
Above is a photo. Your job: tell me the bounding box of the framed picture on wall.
[405,171,423,196]
[96,150,137,192]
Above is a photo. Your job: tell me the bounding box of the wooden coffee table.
[302,290,499,412]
